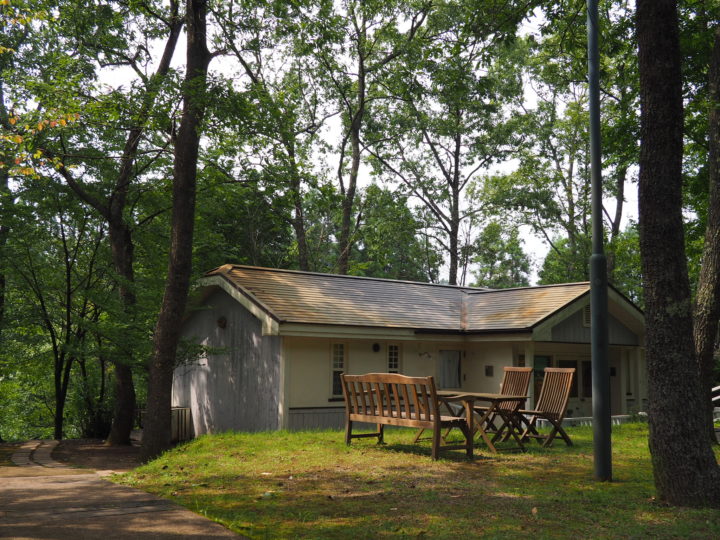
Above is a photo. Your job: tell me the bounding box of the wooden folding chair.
[478,367,532,436]
[516,367,575,447]
[443,367,532,441]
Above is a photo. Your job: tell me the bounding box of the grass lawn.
[115,422,720,539]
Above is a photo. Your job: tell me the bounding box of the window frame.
[331,342,347,397]
[387,343,401,373]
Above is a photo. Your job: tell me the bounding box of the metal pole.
[587,0,612,481]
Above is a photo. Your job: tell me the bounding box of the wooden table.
[436,391,528,453]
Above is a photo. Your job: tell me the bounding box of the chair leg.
[520,416,540,443]
[542,421,572,447]
[557,425,573,446]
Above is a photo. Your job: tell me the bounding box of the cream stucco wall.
[284,336,521,409]
[283,337,646,418]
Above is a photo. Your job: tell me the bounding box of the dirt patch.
[0,443,19,466]
[52,439,141,472]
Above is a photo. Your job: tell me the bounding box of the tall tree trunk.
[141,0,210,462]
[287,150,309,271]
[337,12,366,276]
[693,25,720,444]
[105,222,138,445]
[53,353,75,440]
[338,125,360,275]
[637,0,720,507]
[0,80,11,338]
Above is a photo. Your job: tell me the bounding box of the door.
[439,350,462,389]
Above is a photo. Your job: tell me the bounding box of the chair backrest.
[498,367,532,412]
[341,373,440,422]
[499,367,533,396]
[534,367,575,421]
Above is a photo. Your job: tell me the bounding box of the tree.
[54,0,183,445]
[350,184,441,281]
[4,0,185,445]
[6,186,110,439]
[687,14,720,443]
[297,0,433,275]
[369,5,529,285]
[471,221,530,288]
[211,0,334,270]
[141,0,212,462]
[636,0,720,507]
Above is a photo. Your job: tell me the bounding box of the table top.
[436,390,527,401]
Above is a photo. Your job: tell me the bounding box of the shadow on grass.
[118,424,720,539]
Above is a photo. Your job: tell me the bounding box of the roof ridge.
[208,264,488,292]
[466,282,590,295]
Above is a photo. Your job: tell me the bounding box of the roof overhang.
[195,275,280,335]
[279,323,532,342]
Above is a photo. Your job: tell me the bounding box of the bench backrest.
[535,367,576,421]
[341,373,441,422]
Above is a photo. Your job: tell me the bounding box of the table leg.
[473,406,498,453]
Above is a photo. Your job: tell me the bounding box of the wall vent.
[582,305,591,327]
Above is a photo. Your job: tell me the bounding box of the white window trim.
[331,342,347,397]
[387,343,401,373]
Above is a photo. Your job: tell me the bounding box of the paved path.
[1,440,244,539]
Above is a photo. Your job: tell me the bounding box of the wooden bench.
[341,372,473,460]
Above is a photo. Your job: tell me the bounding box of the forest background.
[0,0,716,457]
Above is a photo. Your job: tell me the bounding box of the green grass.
[114,423,720,539]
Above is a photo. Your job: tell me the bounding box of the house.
[172,264,646,436]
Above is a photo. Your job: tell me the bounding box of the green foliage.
[538,236,591,285]
[350,184,441,282]
[471,221,530,288]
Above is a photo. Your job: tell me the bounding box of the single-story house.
[172,264,646,436]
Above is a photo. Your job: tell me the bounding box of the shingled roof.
[202,265,592,333]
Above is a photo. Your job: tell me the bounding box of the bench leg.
[432,427,441,460]
[345,420,353,445]
[377,423,385,444]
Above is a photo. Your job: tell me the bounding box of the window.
[388,344,400,373]
[558,360,579,398]
[582,360,592,398]
[533,355,552,399]
[439,350,461,388]
[331,343,346,397]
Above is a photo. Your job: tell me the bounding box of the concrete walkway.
[1,441,244,539]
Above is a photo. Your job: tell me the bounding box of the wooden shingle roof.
[464,284,590,331]
[204,265,592,333]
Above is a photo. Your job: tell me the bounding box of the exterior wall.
[285,336,518,429]
[551,309,639,345]
[172,290,282,435]
[532,342,646,418]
